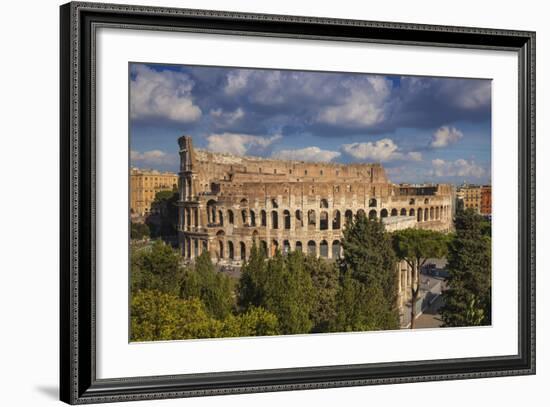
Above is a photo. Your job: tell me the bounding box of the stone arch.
[308,210,316,230]
[218,240,224,259]
[271,210,279,229]
[241,208,248,225]
[418,208,423,222]
[369,198,377,207]
[260,240,268,256]
[249,209,256,226]
[424,207,429,221]
[368,209,376,220]
[320,210,329,230]
[345,209,353,224]
[381,208,389,218]
[227,209,234,224]
[240,241,246,261]
[307,240,316,256]
[283,240,291,255]
[430,207,434,220]
[332,210,341,230]
[240,198,249,207]
[271,239,279,257]
[207,199,217,223]
[320,240,329,258]
[409,208,415,217]
[295,241,303,252]
[295,209,303,229]
[409,198,415,205]
[271,198,279,208]
[435,206,440,220]
[424,198,429,205]
[400,208,407,216]
[391,208,398,216]
[228,241,234,260]
[283,209,291,229]
[332,240,341,259]
[252,230,259,242]
[218,210,224,226]
[261,210,267,227]
[320,198,329,208]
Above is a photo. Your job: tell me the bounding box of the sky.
[129,62,491,185]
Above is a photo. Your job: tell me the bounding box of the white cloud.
[317,76,392,127]
[130,65,201,122]
[430,158,485,178]
[225,70,252,94]
[209,107,245,125]
[130,150,177,167]
[205,133,282,156]
[341,139,421,162]
[430,126,464,148]
[272,147,341,163]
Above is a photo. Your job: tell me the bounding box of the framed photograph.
[60,1,535,404]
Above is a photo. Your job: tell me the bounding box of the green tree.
[441,209,491,327]
[391,228,448,328]
[222,307,280,337]
[338,212,399,330]
[180,251,235,320]
[130,222,150,240]
[131,290,222,341]
[304,255,339,332]
[131,240,182,296]
[237,242,268,309]
[146,189,179,240]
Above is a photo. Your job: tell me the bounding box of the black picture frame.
[60,1,536,404]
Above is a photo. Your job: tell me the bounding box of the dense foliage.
[440,209,492,327]
[130,222,150,240]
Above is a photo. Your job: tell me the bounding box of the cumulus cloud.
[130,65,202,123]
[430,126,464,148]
[317,76,393,128]
[272,147,341,163]
[205,133,282,156]
[130,150,177,167]
[430,158,485,178]
[341,139,422,162]
[225,70,252,94]
[209,107,245,126]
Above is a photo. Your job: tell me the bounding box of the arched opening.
[261,210,267,227]
[429,207,434,220]
[345,210,353,225]
[409,208,415,217]
[424,208,429,221]
[357,209,366,219]
[283,210,291,229]
[295,210,303,229]
[240,198,249,207]
[228,241,234,260]
[283,240,291,255]
[249,210,256,226]
[320,198,329,208]
[295,241,303,253]
[271,240,279,257]
[332,210,341,230]
[260,240,268,256]
[368,209,376,220]
[207,200,217,224]
[381,209,389,218]
[424,198,429,205]
[332,240,341,259]
[400,208,407,216]
[391,208,398,216]
[240,242,246,261]
[227,209,234,224]
[369,198,377,207]
[308,210,316,230]
[241,209,248,225]
[271,210,279,229]
[320,240,328,258]
[271,199,278,208]
[418,208,423,222]
[320,211,329,230]
[307,240,316,256]
[409,198,415,205]
[218,240,224,259]
[218,210,224,226]
[252,230,259,243]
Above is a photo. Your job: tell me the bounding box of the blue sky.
[130,62,491,185]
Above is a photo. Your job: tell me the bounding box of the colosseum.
[177,135,453,312]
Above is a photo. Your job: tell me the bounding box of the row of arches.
[182,204,451,231]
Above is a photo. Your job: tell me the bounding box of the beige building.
[459,185,482,213]
[130,168,178,217]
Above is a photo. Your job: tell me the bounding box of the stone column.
[315,210,320,231]
[327,241,332,259]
